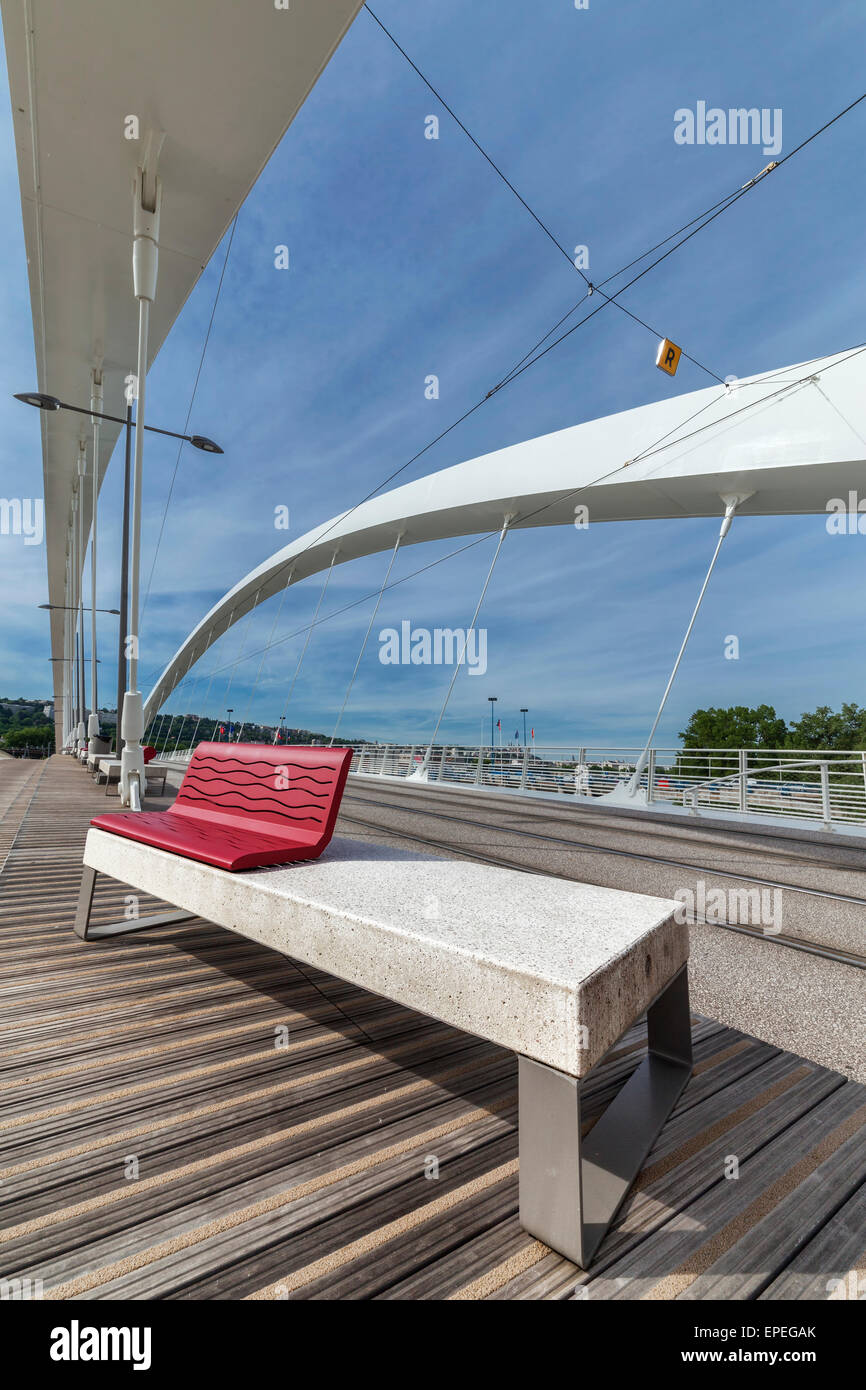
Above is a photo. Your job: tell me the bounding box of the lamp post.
[488,696,497,752]
[15,390,222,782]
[13,393,222,455]
[227,708,234,742]
[520,708,528,747]
[40,604,120,615]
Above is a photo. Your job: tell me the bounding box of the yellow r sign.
[656,339,682,376]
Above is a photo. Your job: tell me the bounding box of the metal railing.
[155,741,866,830]
[345,743,866,829]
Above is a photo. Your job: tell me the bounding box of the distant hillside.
[0,699,365,755]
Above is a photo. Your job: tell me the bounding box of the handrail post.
[379,743,389,775]
[739,748,748,813]
[407,745,416,779]
[820,761,832,829]
[646,748,655,804]
[474,745,484,785]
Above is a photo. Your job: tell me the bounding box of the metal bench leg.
[74,865,197,941]
[518,965,692,1268]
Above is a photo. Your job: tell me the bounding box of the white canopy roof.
[1,0,364,742]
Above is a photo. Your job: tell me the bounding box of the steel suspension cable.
[273,551,339,742]
[139,96,865,713]
[218,590,261,740]
[236,564,296,743]
[627,496,743,795]
[140,343,866,706]
[415,517,512,777]
[330,535,402,745]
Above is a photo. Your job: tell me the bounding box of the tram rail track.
[341,782,866,971]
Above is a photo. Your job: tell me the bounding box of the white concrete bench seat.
[93,758,167,796]
[76,827,692,1266]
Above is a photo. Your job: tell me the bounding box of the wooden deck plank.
[759,1182,866,1301]
[0,756,862,1301]
[575,1081,866,1299]
[683,1122,866,1299]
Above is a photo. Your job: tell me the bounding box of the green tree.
[679,705,787,750]
[786,703,866,750]
[1,725,54,751]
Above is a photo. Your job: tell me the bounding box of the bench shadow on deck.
[0,756,863,1301]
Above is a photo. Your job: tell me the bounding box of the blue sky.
[2,0,866,748]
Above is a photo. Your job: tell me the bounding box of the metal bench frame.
[75,864,196,939]
[519,964,691,1267]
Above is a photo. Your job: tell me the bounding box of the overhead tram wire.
[192,339,866,690]
[367,5,866,389]
[365,2,723,383]
[139,163,773,709]
[201,85,866,594]
[138,76,865,708]
[137,90,865,704]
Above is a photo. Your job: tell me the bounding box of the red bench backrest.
[171,743,353,850]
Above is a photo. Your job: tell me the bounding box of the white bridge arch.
[144,346,866,724]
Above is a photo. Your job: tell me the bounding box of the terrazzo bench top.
[82,828,687,1077]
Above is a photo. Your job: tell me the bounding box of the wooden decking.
[0,755,864,1300]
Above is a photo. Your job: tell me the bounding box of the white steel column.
[88,370,103,743]
[76,442,87,749]
[63,539,72,747]
[120,153,163,808]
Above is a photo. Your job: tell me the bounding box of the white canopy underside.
[144,344,866,721]
[1,0,365,742]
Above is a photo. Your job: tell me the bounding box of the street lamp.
[16,389,223,781]
[488,696,497,749]
[520,708,529,747]
[14,393,223,454]
[227,708,234,743]
[40,603,121,615]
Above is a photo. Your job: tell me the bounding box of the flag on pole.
[514,729,519,740]
[531,728,535,739]
[496,718,501,729]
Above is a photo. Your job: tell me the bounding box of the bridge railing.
[344,742,866,828]
[154,741,866,829]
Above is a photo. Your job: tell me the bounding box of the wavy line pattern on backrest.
[173,742,352,834]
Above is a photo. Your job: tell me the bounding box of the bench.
[90,742,353,868]
[94,757,168,798]
[75,813,691,1267]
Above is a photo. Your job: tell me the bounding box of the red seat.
[90,742,353,871]
[142,745,157,764]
